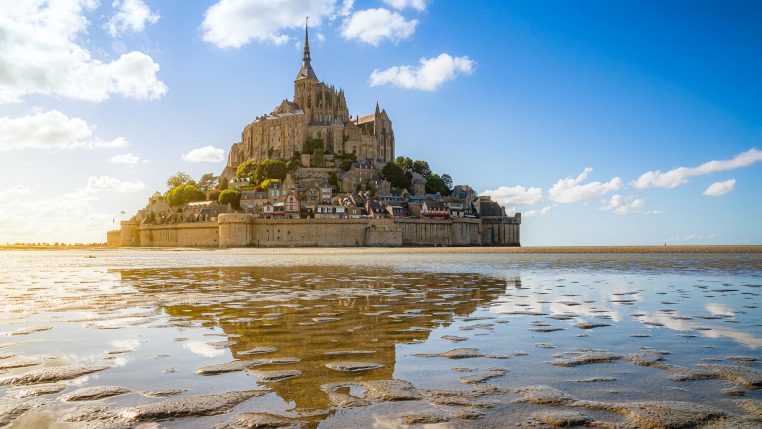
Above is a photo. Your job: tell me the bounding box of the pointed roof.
[296,17,318,81]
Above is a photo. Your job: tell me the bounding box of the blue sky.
[0,0,760,245]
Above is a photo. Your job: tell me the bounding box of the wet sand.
[0,250,760,428]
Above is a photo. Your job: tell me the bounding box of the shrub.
[166,184,205,207]
[218,189,242,210]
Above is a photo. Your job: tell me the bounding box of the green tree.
[328,171,338,188]
[254,159,288,184]
[166,184,205,207]
[206,189,222,202]
[198,173,218,192]
[312,147,325,167]
[303,138,324,153]
[235,160,257,181]
[395,156,413,170]
[412,160,432,179]
[218,176,229,190]
[382,162,410,190]
[218,189,241,210]
[166,171,193,189]
[425,173,450,195]
[441,173,453,189]
[340,158,353,171]
[150,191,164,202]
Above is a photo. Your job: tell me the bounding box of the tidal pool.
[0,250,761,428]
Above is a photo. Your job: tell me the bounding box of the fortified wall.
[113,214,520,248]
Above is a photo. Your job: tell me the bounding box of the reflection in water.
[0,251,761,428]
[121,267,511,411]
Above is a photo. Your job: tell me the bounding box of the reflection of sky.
[489,272,762,350]
[182,340,226,357]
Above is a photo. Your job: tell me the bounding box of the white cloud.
[481,185,544,206]
[633,148,762,189]
[84,176,146,193]
[106,0,160,37]
[342,8,418,46]
[702,179,735,197]
[370,53,474,91]
[202,0,338,49]
[108,153,146,165]
[0,0,167,103]
[523,205,553,218]
[0,110,128,152]
[339,0,355,17]
[382,0,428,11]
[0,177,145,244]
[600,194,651,215]
[182,145,225,163]
[548,168,623,203]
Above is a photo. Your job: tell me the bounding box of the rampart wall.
[122,215,520,248]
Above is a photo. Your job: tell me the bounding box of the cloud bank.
[370,54,475,91]
[0,0,166,103]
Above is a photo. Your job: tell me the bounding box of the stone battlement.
[115,215,520,248]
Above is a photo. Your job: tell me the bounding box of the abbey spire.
[295,17,317,81]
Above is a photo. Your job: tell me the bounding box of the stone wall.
[138,222,219,247]
[397,218,481,246]
[119,215,520,248]
[106,230,120,247]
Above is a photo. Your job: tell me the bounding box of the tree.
[328,171,338,188]
[218,176,229,190]
[286,158,300,172]
[395,156,413,170]
[206,189,222,202]
[166,184,205,207]
[150,191,164,202]
[235,160,257,181]
[340,158,353,171]
[311,147,324,167]
[441,174,453,189]
[254,159,288,184]
[425,173,450,195]
[167,171,193,189]
[198,173,218,192]
[218,189,241,210]
[382,162,410,190]
[412,160,432,179]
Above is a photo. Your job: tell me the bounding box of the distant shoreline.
[1,245,761,254]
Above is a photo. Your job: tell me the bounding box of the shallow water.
[0,250,761,428]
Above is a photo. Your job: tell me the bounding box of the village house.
[183,200,228,222]
[365,200,386,218]
[313,204,346,219]
[422,200,450,219]
[284,191,300,219]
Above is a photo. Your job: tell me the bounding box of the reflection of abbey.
[222,24,394,179]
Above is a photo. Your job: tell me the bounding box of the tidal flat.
[0,250,761,428]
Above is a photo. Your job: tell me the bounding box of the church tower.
[294,18,318,121]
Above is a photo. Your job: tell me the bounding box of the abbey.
[222,23,394,179]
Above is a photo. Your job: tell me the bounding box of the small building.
[386,205,406,218]
[422,200,450,219]
[345,205,365,219]
[313,204,346,219]
[284,191,300,219]
[240,190,269,212]
[365,200,386,219]
[183,200,227,222]
[444,198,465,218]
[268,180,287,203]
[319,186,333,203]
[379,195,404,205]
[263,202,285,219]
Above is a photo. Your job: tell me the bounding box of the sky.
[0,0,760,245]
